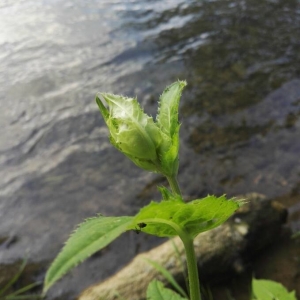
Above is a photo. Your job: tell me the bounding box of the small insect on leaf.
[134,223,147,234]
[138,223,147,228]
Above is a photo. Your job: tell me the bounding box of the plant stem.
[166,175,182,197]
[166,176,201,299]
[181,237,201,300]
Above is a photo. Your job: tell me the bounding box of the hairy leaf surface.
[156,81,186,176]
[44,216,133,294]
[96,93,161,160]
[129,195,242,238]
[157,81,186,137]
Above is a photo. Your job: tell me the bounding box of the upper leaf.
[43,216,133,294]
[159,124,181,177]
[157,81,187,138]
[129,195,242,238]
[146,280,188,300]
[252,279,296,300]
[156,81,186,177]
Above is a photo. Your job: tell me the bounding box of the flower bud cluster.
[96,81,186,177]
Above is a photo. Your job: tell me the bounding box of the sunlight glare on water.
[0,0,190,196]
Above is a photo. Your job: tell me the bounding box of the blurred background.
[0,0,300,299]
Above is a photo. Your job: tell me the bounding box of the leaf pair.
[43,195,241,294]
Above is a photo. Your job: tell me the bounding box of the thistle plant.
[43,81,244,300]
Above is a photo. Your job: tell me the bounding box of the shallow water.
[0,0,300,299]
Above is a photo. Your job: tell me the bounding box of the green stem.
[165,176,200,299]
[141,218,201,300]
[166,175,182,197]
[181,237,201,300]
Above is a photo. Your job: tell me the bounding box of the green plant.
[144,258,189,299]
[42,81,244,300]
[0,260,41,300]
[144,256,297,300]
[251,278,296,300]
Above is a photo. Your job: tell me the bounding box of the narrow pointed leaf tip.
[43,216,133,294]
[157,80,187,137]
[156,81,186,176]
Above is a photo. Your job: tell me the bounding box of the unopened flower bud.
[96,93,162,172]
[96,80,187,177]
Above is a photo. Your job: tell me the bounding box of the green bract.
[96,81,186,177]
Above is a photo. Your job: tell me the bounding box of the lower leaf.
[43,215,133,294]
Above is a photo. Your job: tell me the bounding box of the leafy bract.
[156,81,186,177]
[252,279,296,300]
[129,195,242,238]
[146,280,188,300]
[96,93,161,161]
[160,124,181,177]
[96,81,187,177]
[43,216,133,294]
[157,80,186,138]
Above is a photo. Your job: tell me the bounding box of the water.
[0,0,299,299]
[0,0,181,194]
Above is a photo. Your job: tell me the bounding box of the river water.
[0,0,300,299]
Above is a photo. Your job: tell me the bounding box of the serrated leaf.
[160,124,181,177]
[96,93,161,161]
[146,280,188,300]
[43,216,133,294]
[129,195,242,238]
[157,81,187,138]
[95,82,187,177]
[156,81,186,177]
[252,279,296,300]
